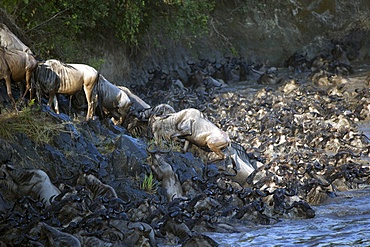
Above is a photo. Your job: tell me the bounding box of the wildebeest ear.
[5,164,15,171]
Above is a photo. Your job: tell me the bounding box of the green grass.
[141,173,158,194]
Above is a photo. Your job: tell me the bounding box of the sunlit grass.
[0,103,64,144]
[141,173,158,194]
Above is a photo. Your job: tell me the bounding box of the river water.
[206,186,370,246]
[205,65,370,246]
[158,64,370,247]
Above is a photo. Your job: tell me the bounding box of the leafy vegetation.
[0,101,64,144]
[2,0,215,60]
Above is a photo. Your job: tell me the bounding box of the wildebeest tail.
[95,73,105,120]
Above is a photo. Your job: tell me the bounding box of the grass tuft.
[141,173,158,194]
[0,104,64,144]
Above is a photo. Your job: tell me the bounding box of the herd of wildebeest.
[1,22,370,246]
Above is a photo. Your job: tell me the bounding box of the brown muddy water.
[207,64,370,247]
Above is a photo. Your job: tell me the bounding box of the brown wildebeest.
[0,46,38,111]
[150,108,231,160]
[0,23,34,55]
[34,59,98,121]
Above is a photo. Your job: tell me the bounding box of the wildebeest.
[0,46,38,111]
[94,74,132,124]
[148,153,184,201]
[135,103,175,121]
[117,86,150,114]
[126,103,175,137]
[150,108,231,160]
[76,173,118,201]
[227,142,256,186]
[0,23,33,55]
[0,163,60,207]
[34,59,98,120]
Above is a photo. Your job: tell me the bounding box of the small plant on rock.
[141,173,158,194]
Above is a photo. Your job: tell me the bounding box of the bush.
[3,0,215,60]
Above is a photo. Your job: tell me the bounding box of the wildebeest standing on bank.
[0,23,34,55]
[150,108,231,160]
[94,74,132,124]
[0,46,38,111]
[34,59,98,121]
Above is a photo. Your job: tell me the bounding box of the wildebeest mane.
[231,142,257,169]
[92,73,108,120]
[47,60,78,81]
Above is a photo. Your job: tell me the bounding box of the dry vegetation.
[0,103,64,144]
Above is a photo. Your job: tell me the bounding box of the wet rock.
[115,134,147,160]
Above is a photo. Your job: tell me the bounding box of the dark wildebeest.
[0,163,60,207]
[150,108,231,160]
[0,23,34,55]
[94,74,132,124]
[0,46,38,111]
[126,103,175,137]
[135,103,175,121]
[34,59,98,120]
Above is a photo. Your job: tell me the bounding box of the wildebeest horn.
[49,195,57,204]
[206,102,218,112]
[82,165,98,174]
[146,142,158,154]
[158,141,172,153]
[5,164,15,171]
[62,170,77,180]
[284,189,296,197]
[256,189,267,197]
[313,161,325,170]
[0,171,6,179]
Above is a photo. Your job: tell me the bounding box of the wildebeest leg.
[183,140,191,153]
[53,96,59,114]
[23,70,33,100]
[171,119,194,138]
[171,119,194,153]
[69,95,72,116]
[48,92,59,114]
[4,76,18,112]
[84,85,93,121]
[207,137,229,160]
